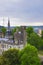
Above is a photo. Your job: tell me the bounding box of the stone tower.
[14,26,27,45]
[20,26,27,45]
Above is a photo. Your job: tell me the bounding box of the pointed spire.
[8,18,10,30]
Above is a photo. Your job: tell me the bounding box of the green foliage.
[0,48,20,65]
[26,26,43,50]
[0,45,41,65]
[16,26,20,31]
[40,40,43,50]
[11,28,16,35]
[27,32,43,49]
[20,44,41,65]
[1,27,6,36]
[41,30,43,39]
[26,26,34,37]
[11,26,20,36]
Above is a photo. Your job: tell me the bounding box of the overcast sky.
[0,0,43,26]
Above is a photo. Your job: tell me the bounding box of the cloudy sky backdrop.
[0,0,43,26]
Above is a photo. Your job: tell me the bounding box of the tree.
[41,30,43,39]
[26,26,34,37]
[0,45,41,65]
[27,33,43,50]
[0,48,20,65]
[20,44,41,65]
[11,28,16,36]
[40,39,43,50]
[1,27,6,36]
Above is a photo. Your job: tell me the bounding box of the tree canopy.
[26,26,34,37]
[27,32,43,50]
[0,48,20,65]
[20,44,41,65]
[0,44,41,65]
[11,28,16,36]
[1,27,6,36]
[26,27,43,50]
[41,30,43,39]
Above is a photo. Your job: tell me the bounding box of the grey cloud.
[0,0,43,23]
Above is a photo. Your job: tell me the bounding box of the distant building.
[0,38,23,54]
[14,26,27,45]
[37,29,42,37]
[5,19,13,40]
[8,19,10,30]
[0,23,27,54]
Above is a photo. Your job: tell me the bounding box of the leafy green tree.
[0,45,41,65]
[0,56,3,65]
[40,39,43,50]
[26,26,34,37]
[41,30,43,39]
[20,44,41,65]
[27,33,43,49]
[0,48,20,65]
[1,27,6,36]
[11,28,16,36]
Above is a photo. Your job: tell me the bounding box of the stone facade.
[0,38,24,54]
[14,26,27,45]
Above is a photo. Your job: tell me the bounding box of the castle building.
[0,26,26,54]
[14,26,27,45]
